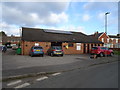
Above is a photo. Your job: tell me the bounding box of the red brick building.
[7,35,21,45]
[90,32,120,48]
[21,27,103,55]
[0,31,21,45]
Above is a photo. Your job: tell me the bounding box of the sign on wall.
[35,43,39,46]
[76,43,81,50]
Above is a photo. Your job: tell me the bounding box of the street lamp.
[105,12,110,34]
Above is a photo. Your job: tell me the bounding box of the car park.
[47,46,64,56]
[29,46,44,57]
[90,46,114,57]
[12,45,18,50]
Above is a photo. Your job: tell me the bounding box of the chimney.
[94,31,98,36]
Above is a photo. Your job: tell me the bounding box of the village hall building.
[21,27,103,55]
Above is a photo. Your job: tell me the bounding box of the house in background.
[21,27,103,55]
[0,31,21,46]
[90,31,120,48]
[7,35,21,45]
[108,34,120,48]
[0,31,8,45]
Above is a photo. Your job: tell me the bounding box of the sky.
[0,0,119,36]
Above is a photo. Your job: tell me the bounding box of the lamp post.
[105,12,110,34]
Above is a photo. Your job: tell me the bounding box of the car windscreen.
[53,46,62,50]
[34,47,43,49]
[100,47,106,50]
[92,47,98,50]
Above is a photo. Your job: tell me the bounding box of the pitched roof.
[7,36,21,41]
[108,35,120,38]
[89,32,104,39]
[22,27,103,44]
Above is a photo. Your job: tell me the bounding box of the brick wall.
[62,43,84,54]
[21,41,85,55]
[21,41,103,55]
[21,41,51,55]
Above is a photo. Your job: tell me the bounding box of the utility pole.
[105,12,110,34]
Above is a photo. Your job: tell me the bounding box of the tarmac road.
[26,62,118,88]
[2,49,119,79]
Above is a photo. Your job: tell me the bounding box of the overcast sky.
[0,0,119,36]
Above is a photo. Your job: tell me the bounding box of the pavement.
[2,49,119,80]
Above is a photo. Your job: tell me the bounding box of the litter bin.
[17,48,21,55]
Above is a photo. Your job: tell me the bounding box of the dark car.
[47,46,64,56]
[90,46,114,57]
[29,46,44,57]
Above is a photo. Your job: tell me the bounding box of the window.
[68,43,74,47]
[107,38,109,43]
[53,46,62,50]
[92,47,98,50]
[100,47,106,50]
[116,39,118,43]
[34,46,43,49]
[102,38,104,42]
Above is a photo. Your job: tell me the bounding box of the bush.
[113,51,120,55]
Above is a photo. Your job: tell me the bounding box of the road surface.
[26,61,118,88]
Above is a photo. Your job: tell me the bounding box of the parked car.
[6,45,12,48]
[47,46,64,56]
[12,45,18,50]
[2,45,7,53]
[29,46,44,57]
[90,46,114,57]
[0,45,3,51]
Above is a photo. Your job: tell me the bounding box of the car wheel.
[30,54,33,57]
[50,53,53,57]
[110,52,114,56]
[31,54,33,57]
[41,54,44,57]
[99,53,104,57]
[61,54,63,57]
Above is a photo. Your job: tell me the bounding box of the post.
[105,14,107,34]
[105,12,110,34]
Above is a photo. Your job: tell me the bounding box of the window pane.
[34,47,42,49]
[68,43,74,47]
[92,47,98,50]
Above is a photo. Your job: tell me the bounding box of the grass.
[113,51,120,55]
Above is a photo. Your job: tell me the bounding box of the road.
[26,62,118,88]
[2,49,118,78]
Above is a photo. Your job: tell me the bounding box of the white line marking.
[36,76,48,81]
[52,73,61,76]
[14,83,30,88]
[7,80,22,86]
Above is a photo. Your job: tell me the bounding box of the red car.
[90,46,114,57]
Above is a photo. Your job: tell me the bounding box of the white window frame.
[107,38,109,43]
[116,39,118,43]
[76,43,81,50]
[102,38,104,42]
